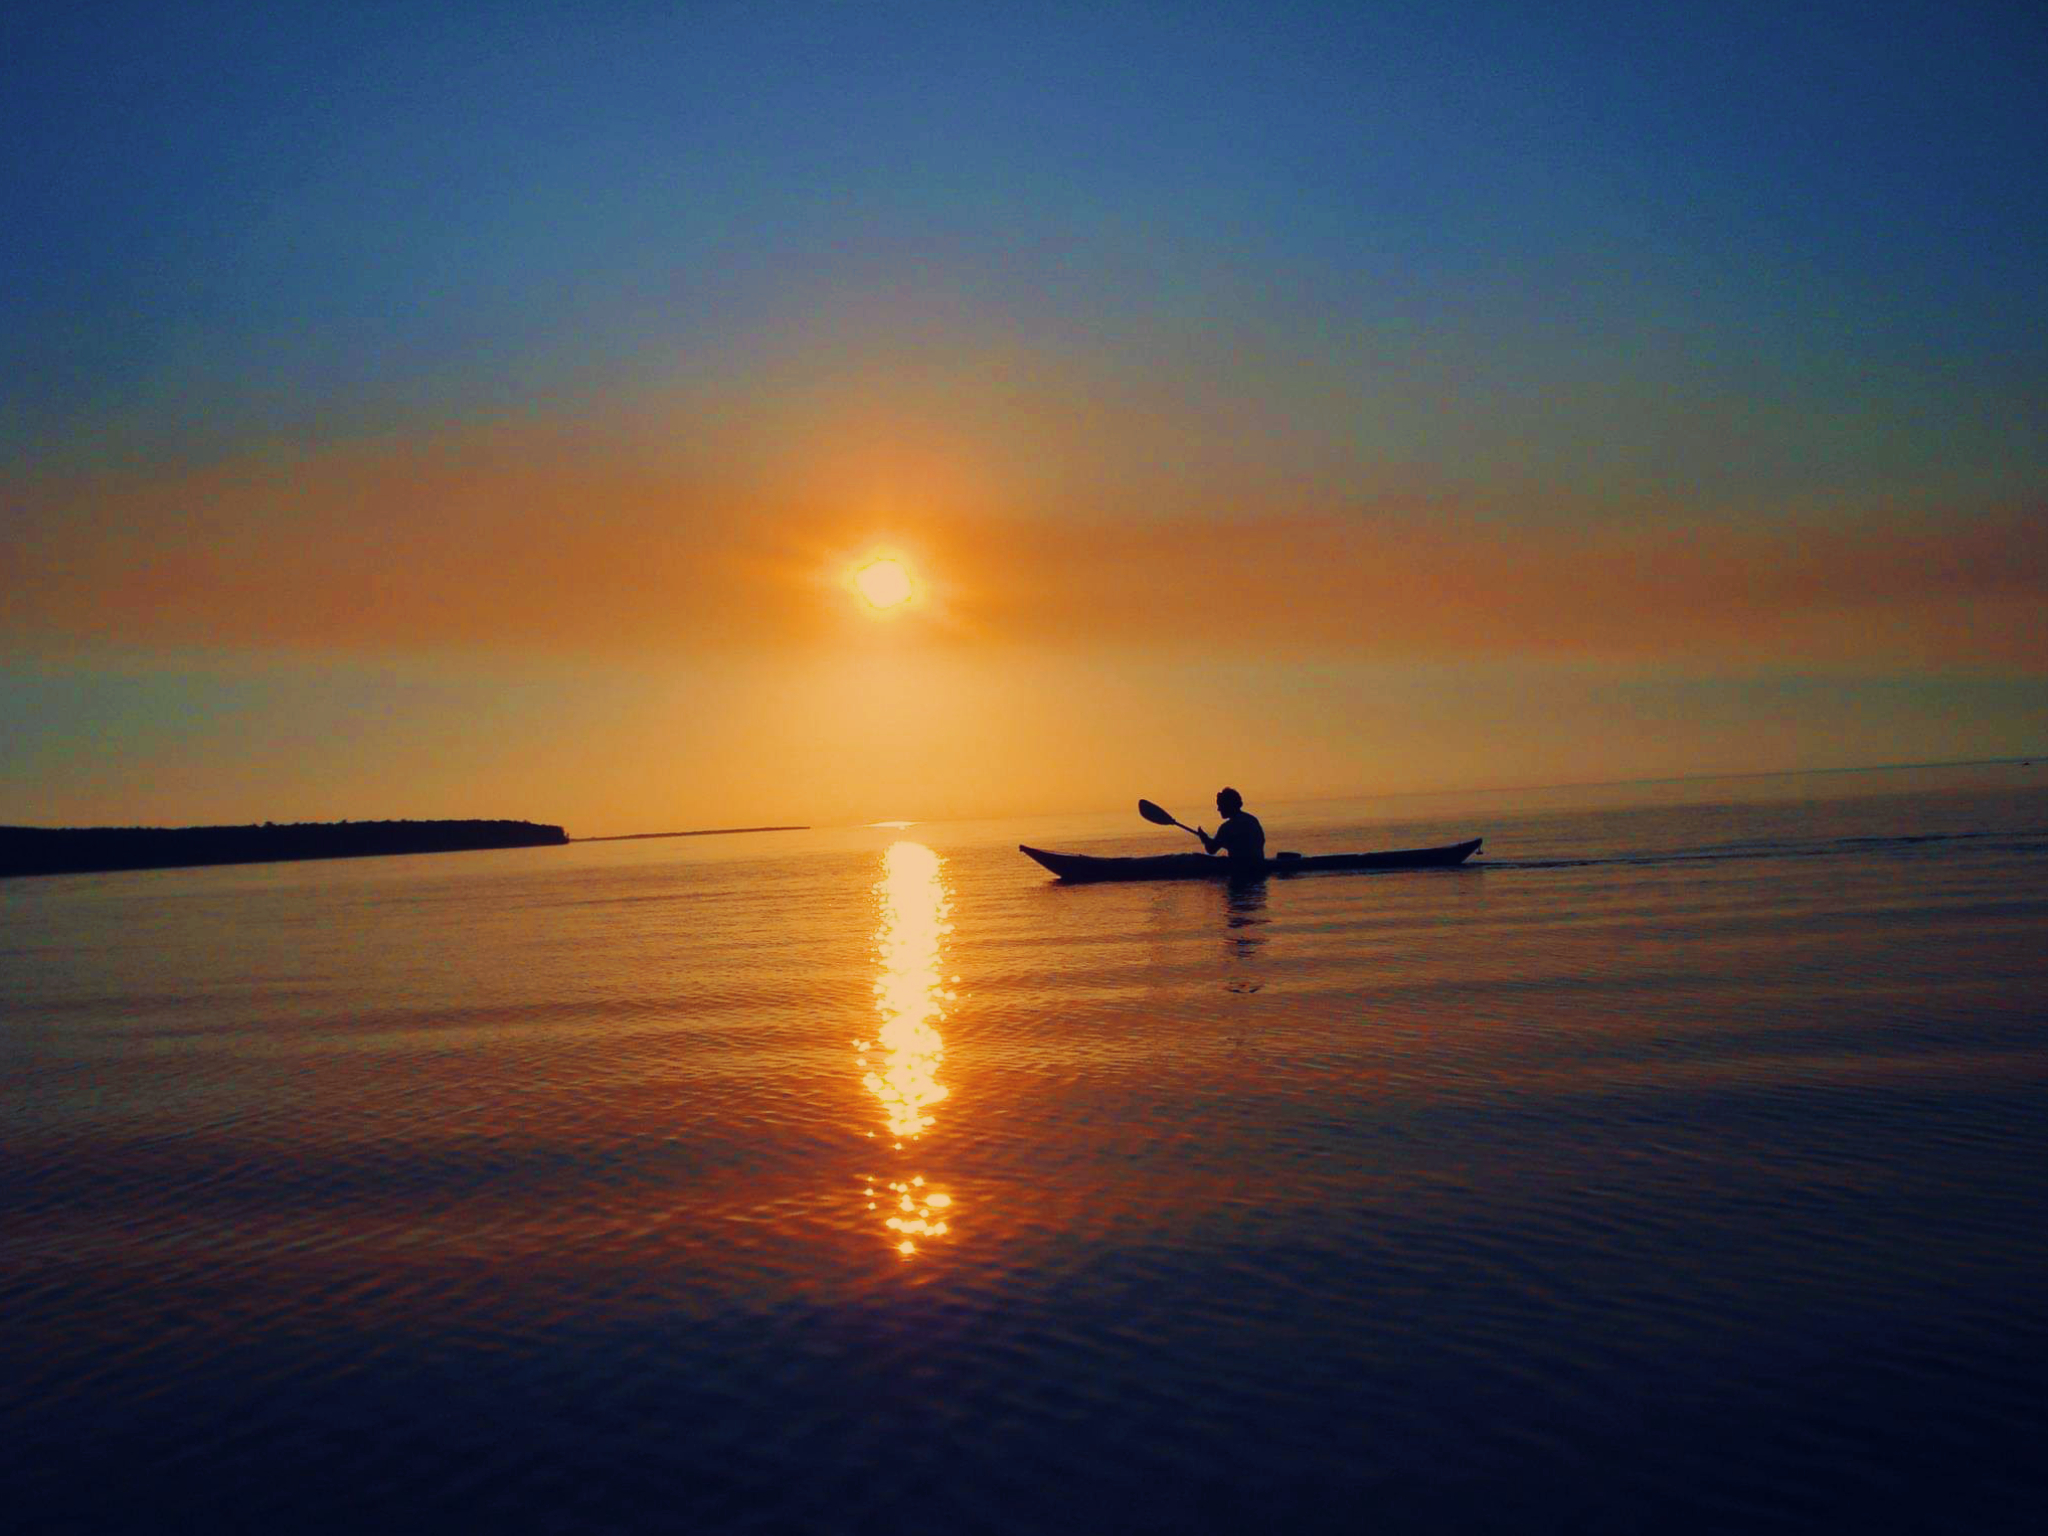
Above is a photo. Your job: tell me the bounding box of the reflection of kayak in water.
[1018,838,1483,883]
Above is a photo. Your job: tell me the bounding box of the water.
[4,763,2046,1533]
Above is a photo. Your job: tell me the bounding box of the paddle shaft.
[1138,798,1206,843]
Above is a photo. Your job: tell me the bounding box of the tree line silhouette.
[0,819,569,878]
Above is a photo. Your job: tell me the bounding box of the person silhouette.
[1197,787,1266,868]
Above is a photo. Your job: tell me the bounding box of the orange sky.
[6,390,2043,835]
[9,416,2045,668]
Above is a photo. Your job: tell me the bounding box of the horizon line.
[574,825,810,843]
[1337,752,2043,807]
[839,753,2045,830]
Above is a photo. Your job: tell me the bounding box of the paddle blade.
[1137,799,1178,826]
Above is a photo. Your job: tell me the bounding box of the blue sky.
[12,0,2042,465]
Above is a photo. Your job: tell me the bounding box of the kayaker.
[1197,787,1266,867]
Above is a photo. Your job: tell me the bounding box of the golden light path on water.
[856,841,957,1257]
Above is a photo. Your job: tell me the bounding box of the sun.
[853,558,914,609]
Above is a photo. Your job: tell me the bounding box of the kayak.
[1019,837,1483,883]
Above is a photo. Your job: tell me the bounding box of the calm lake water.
[5,764,2046,1533]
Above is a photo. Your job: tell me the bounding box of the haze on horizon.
[5,1,2044,838]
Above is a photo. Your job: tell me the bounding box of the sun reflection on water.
[853,841,958,1257]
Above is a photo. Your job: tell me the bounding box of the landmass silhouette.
[0,819,570,878]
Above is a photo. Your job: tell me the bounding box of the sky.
[5,0,2044,835]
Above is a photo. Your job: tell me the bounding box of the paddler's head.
[1216,787,1243,816]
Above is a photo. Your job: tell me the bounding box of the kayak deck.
[1019,837,1483,883]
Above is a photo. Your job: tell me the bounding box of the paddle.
[1138,798,1205,842]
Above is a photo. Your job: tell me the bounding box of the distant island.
[576,826,808,842]
[0,819,570,878]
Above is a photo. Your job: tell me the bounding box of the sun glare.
[853,558,914,609]
[860,840,957,1258]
